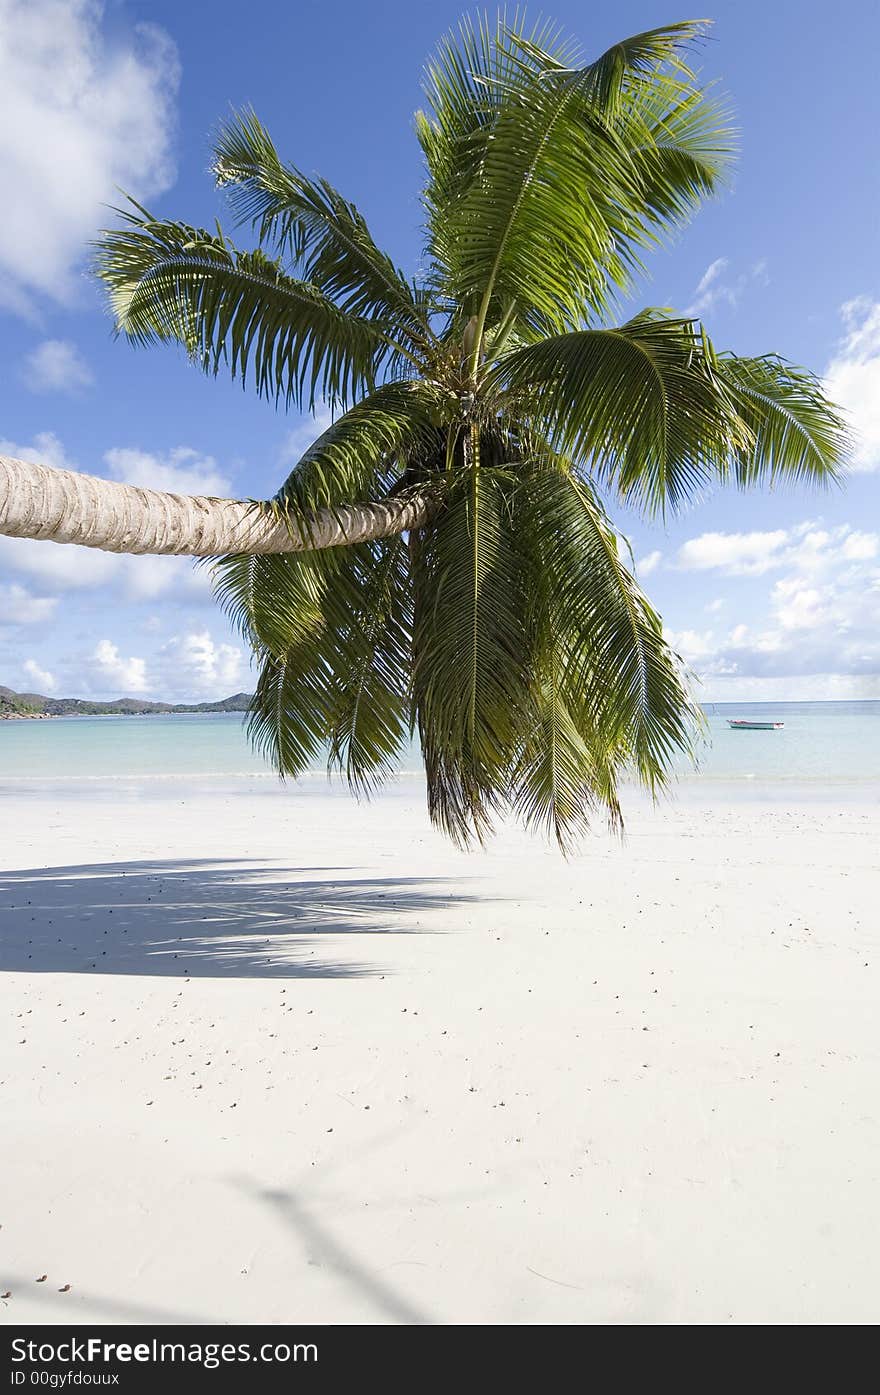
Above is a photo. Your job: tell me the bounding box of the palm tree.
[0,16,846,848]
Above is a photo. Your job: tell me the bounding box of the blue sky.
[1,0,879,702]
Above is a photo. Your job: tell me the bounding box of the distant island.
[0,684,253,719]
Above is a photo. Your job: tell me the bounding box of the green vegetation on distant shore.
[0,685,252,718]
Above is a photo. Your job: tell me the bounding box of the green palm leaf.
[417,13,580,296]
[324,537,413,792]
[95,204,387,408]
[716,353,848,487]
[213,109,433,362]
[411,456,531,843]
[233,550,338,775]
[496,317,846,513]
[516,467,698,791]
[421,18,727,353]
[512,666,624,853]
[274,379,448,518]
[212,549,325,658]
[617,77,734,230]
[218,537,412,791]
[494,312,741,512]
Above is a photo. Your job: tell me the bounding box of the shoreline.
[0,710,251,721]
[1,770,879,806]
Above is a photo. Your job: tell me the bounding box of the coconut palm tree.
[0,16,846,848]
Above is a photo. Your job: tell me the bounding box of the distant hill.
[0,684,253,718]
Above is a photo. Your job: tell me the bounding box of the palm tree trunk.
[0,454,432,556]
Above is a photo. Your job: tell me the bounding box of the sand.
[1,780,878,1326]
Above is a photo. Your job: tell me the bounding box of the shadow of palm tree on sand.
[0,858,478,979]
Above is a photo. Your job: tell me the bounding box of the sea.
[1,702,879,801]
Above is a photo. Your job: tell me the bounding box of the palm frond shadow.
[0,858,478,979]
[246,1179,432,1325]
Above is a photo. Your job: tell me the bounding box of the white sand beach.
[1,783,878,1326]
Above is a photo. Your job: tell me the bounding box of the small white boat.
[727,719,784,730]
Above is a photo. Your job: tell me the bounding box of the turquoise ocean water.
[1,702,880,795]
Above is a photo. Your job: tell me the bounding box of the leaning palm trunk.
[0,454,432,556]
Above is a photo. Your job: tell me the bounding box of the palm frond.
[514,465,698,797]
[411,457,531,844]
[248,646,336,779]
[716,353,848,487]
[494,312,745,514]
[229,549,338,775]
[215,537,412,791]
[417,12,579,283]
[511,665,624,854]
[324,537,413,792]
[419,18,727,346]
[212,549,325,656]
[273,379,448,518]
[617,77,734,231]
[94,203,387,408]
[213,109,433,361]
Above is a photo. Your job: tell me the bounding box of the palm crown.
[95,15,846,849]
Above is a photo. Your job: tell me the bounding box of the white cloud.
[0,429,74,471]
[636,549,662,576]
[685,257,769,318]
[825,298,880,472]
[840,530,879,561]
[675,524,880,580]
[666,627,717,660]
[670,519,880,698]
[0,531,213,601]
[155,630,244,696]
[52,631,247,703]
[771,579,829,632]
[0,581,58,624]
[0,533,122,590]
[92,639,147,694]
[104,447,232,497]
[0,0,179,315]
[21,657,55,691]
[121,554,214,602]
[685,257,728,316]
[23,338,93,393]
[676,530,790,576]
